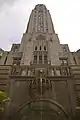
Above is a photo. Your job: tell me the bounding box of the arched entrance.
[12,98,70,120]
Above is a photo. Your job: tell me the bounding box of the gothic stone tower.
[0,4,80,120]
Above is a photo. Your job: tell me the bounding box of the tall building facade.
[0,4,80,120]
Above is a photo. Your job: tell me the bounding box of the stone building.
[0,4,80,120]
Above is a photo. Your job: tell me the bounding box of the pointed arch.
[11,98,70,120]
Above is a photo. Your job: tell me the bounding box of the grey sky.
[0,0,80,51]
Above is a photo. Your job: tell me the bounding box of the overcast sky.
[0,0,80,51]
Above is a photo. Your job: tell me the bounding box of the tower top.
[26,4,55,34]
[35,4,47,9]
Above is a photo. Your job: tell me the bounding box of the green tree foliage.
[0,91,10,112]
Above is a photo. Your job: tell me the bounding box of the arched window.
[44,46,46,50]
[35,46,37,50]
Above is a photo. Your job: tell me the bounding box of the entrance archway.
[12,98,70,120]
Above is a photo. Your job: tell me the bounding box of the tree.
[0,91,10,112]
[0,91,10,119]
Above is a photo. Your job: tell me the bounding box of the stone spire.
[19,4,62,66]
[26,4,55,34]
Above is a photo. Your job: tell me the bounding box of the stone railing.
[0,65,79,77]
[49,66,71,76]
[11,65,35,76]
[30,60,51,65]
[10,65,72,77]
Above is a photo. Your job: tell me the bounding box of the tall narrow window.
[39,55,42,60]
[40,46,41,50]
[44,46,46,51]
[35,46,37,50]
[73,56,77,64]
[39,55,42,63]
[4,56,7,65]
[34,55,37,60]
[44,55,47,60]
[44,55,47,63]
[34,55,37,64]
